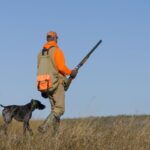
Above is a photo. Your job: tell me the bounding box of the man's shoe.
[37,125,47,133]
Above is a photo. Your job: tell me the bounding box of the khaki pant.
[38,84,64,134]
[48,83,65,118]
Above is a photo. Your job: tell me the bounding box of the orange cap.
[47,31,58,38]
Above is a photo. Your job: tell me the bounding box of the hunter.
[37,31,78,134]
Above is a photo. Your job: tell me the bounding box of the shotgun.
[64,40,102,91]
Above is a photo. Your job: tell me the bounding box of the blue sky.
[0,0,150,119]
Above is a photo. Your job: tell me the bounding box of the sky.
[0,0,150,119]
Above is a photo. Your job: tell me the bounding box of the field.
[0,115,150,150]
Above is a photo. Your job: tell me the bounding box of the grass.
[1,115,150,150]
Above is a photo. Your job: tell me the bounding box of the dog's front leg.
[27,122,33,136]
[23,122,27,136]
[23,121,33,136]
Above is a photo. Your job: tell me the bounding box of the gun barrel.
[76,40,102,70]
[64,39,102,91]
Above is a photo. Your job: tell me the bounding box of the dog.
[0,99,45,135]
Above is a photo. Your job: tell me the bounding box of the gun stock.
[64,76,73,91]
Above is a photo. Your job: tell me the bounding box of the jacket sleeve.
[54,47,72,75]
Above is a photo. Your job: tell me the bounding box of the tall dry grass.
[0,115,150,150]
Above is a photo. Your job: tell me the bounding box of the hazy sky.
[0,0,150,119]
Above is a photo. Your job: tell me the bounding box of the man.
[37,31,77,134]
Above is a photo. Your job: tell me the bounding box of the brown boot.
[38,112,56,133]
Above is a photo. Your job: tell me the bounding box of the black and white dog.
[0,99,45,135]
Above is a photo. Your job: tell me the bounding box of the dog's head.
[31,99,46,110]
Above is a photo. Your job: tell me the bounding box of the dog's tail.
[0,104,5,108]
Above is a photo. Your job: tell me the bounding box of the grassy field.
[0,115,150,150]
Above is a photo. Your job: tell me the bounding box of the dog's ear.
[31,99,34,102]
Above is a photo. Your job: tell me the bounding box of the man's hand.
[70,69,78,79]
[41,92,48,98]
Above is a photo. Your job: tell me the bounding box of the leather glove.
[70,69,78,79]
[41,92,48,99]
